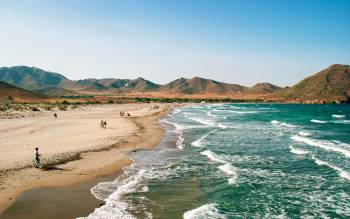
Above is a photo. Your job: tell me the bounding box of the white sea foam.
[82,170,147,219]
[78,201,136,219]
[331,120,350,124]
[291,135,350,158]
[299,131,312,137]
[201,150,238,185]
[289,145,310,155]
[332,114,346,119]
[312,156,350,180]
[162,119,200,131]
[218,163,238,184]
[190,117,216,126]
[200,150,227,164]
[230,110,258,114]
[229,106,246,109]
[280,123,296,128]
[271,120,280,124]
[140,186,149,192]
[311,119,328,124]
[176,135,185,150]
[161,119,184,131]
[218,124,227,129]
[270,120,296,127]
[109,169,146,198]
[171,108,182,115]
[191,131,213,147]
[183,203,226,219]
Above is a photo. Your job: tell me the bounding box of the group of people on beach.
[100,120,107,129]
[120,111,131,117]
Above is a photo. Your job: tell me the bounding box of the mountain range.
[0,64,349,103]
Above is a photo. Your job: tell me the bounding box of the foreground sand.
[0,103,173,213]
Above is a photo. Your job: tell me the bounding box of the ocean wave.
[200,150,227,164]
[170,108,182,116]
[331,120,350,124]
[289,145,310,155]
[311,119,328,124]
[229,105,247,109]
[191,131,214,147]
[183,203,226,219]
[161,119,185,131]
[332,114,346,119]
[299,131,312,137]
[161,119,201,131]
[291,135,350,158]
[83,169,147,219]
[270,120,296,127]
[312,156,350,180]
[230,110,258,114]
[77,200,136,219]
[190,117,216,126]
[218,163,238,184]
[217,124,228,129]
[176,135,185,150]
[201,150,238,184]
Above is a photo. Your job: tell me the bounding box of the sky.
[0,0,349,86]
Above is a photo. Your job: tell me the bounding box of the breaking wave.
[289,145,310,155]
[191,131,214,147]
[332,114,346,119]
[218,163,238,184]
[201,150,227,164]
[312,156,350,180]
[190,117,216,126]
[183,203,226,219]
[299,131,312,137]
[271,120,296,127]
[311,119,328,124]
[291,135,350,158]
[201,150,238,184]
[176,135,185,150]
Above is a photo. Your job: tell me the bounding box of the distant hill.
[35,87,78,96]
[0,66,76,91]
[1,65,349,102]
[273,64,350,103]
[75,77,160,92]
[245,83,281,95]
[0,81,44,101]
[160,77,246,95]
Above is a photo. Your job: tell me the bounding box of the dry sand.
[0,103,173,213]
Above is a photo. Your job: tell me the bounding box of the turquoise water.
[81,104,350,219]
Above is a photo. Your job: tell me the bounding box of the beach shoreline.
[0,103,173,216]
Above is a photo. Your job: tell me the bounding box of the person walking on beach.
[34,147,41,168]
[54,113,57,118]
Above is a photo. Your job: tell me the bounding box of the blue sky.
[0,0,349,86]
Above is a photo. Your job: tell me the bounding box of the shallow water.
[81,104,350,219]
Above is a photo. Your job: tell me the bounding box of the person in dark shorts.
[34,147,41,168]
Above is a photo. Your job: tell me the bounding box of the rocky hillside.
[160,77,246,95]
[273,64,350,103]
[1,65,349,102]
[244,83,281,95]
[0,81,44,101]
[0,66,76,91]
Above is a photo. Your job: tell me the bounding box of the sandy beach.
[0,103,172,215]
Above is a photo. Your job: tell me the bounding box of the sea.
[79,103,350,219]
